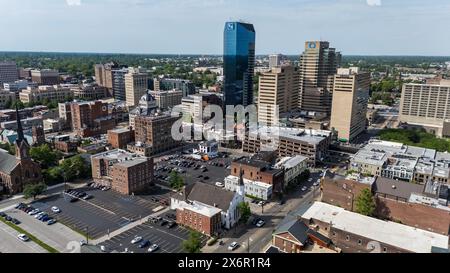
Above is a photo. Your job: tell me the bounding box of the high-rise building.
[223,21,256,107]
[112,68,129,101]
[149,90,183,110]
[159,78,195,97]
[125,67,149,107]
[0,61,18,85]
[258,64,300,126]
[399,81,450,138]
[94,62,119,96]
[299,41,341,115]
[268,54,284,68]
[31,69,60,85]
[330,67,370,142]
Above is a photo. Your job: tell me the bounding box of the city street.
[0,220,47,253]
[204,170,323,253]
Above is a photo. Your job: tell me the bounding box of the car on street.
[80,240,87,246]
[47,219,57,225]
[51,206,61,213]
[228,242,239,251]
[131,236,143,244]
[252,218,261,225]
[17,234,30,242]
[256,220,265,228]
[148,244,159,253]
[138,240,150,248]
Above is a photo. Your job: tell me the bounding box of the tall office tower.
[258,64,300,126]
[0,61,19,85]
[268,54,284,68]
[125,67,149,107]
[112,68,129,101]
[223,21,256,107]
[400,80,450,138]
[330,67,370,143]
[94,62,119,96]
[299,41,341,115]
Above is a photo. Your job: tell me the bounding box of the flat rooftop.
[299,202,449,253]
[249,126,331,145]
[91,149,136,161]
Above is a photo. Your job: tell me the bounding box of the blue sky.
[1,0,450,55]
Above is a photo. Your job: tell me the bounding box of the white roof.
[175,200,221,217]
[300,202,449,253]
[275,155,308,169]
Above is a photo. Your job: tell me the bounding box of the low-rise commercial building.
[19,85,73,104]
[149,90,182,110]
[243,127,332,166]
[274,155,308,186]
[298,202,449,253]
[107,127,134,149]
[71,84,107,100]
[31,69,60,85]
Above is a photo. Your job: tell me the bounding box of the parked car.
[47,219,57,225]
[148,244,159,253]
[159,219,168,226]
[51,206,61,213]
[131,236,143,244]
[138,240,150,248]
[167,221,176,229]
[11,218,21,225]
[28,209,40,215]
[82,194,92,200]
[228,242,239,251]
[301,186,307,191]
[0,212,6,217]
[5,215,12,221]
[252,218,261,225]
[17,234,30,242]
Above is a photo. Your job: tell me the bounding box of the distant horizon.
[1,50,450,59]
[1,1,450,56]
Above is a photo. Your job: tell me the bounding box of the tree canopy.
[23,182,47,200]
[169,171,184,190]
[355,188,376,216]
[379,129,450,152]
[30,144,60,168]
[182,230,203,253]
[238,202,251,223]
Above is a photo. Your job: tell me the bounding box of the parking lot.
[100,211,208,253]
[28,186,174,239]
[154,154,233,187]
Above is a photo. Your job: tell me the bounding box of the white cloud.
[367,0,381,6]
[66,0,81,6]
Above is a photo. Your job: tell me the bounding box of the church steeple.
[15,105,30,160]
[15,104,26,144]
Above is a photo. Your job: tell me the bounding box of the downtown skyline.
[1,0,450,56]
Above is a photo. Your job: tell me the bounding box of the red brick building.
[70,100,116,137]
[175,206,222,236]
[231,157,284,193]
[91,149,153,195]
[0,108,42,194]
[107,127,134,149]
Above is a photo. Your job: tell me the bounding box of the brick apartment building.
[71,100,116,137]
[107,127,134,149]
[129,113,180,156]
[91,149,153,195]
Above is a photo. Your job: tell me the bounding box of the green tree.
[182,230,202,253]
[30,144,59,168]
[23,182,47,200]
[0,142,15,155]
[355,188,376,216]
[237,202,251,223]
[11,100,25,109]
[43,166,63,185]
[60,155,91,181]
[169,171,184,190]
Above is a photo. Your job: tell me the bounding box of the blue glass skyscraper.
[223,21,256,107]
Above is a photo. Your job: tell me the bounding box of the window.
[346,235,350,241]
[332,232,336,236]
[358,239,362,246]
[383,247,387,253]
